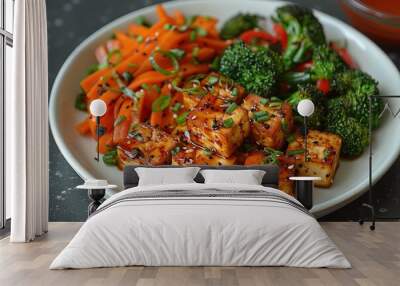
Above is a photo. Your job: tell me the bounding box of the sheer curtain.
[8,0,49,242]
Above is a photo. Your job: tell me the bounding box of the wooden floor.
[0,222,399,286]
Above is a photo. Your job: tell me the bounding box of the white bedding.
[50,183,350,269]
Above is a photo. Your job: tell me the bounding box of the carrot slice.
[128,24,150,37]
[80,67,110,94]
[99,132,114,154]
[196,37,229,52]
[113,99,133,144]
[180,63,210,77]
[115,31,138,57]
[156,4,173,22]
[75,117,91,135]
[174,10,186,25]
[128,71,172,90]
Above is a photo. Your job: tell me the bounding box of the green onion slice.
[171,102,182,113]
[225,102,238,114]
[121,86,137,100]
[169,48,185,60]
[178,15,196,32]
[136,35,144,43]
[231,87,238,97]
[253,111,270,122]
[287,149,305,156]
[195,27,208,37]
[121,71,133,83]
[176,111,189,125]
[149,49,180,76]
[171,78,206,95]
[103,149,118,166]
[207,75,219,86]
[114,115,127,126]
[152,95,171,112]
[260,98,269,105]
[75,92,86,111]
[135,16,151,27]
[223,118,234,128]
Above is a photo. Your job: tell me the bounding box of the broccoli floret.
[326,98,369,157]
[219,41,282,96]
[287,85,325,129]
[333,70,383,129]
[311,45,347,80]
[275,4,326,68]
[220,13,262,40]
[282,45,347,88]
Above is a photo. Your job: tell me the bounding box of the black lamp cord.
[95,116,100,161]
[304,116,307,162]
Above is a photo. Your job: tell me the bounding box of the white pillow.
[200,169,266,185]
[136,167,200,186]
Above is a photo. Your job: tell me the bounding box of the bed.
[50,165,350,269]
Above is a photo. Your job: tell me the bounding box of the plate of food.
[49,0,400,217]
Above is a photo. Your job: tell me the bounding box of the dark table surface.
[47,0,400,222]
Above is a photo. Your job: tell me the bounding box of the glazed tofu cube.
[186,106,250,158]
[242,95,293,149]
[117,123,177,168]
[201,72,246,104]
[287,130,342,188]
[171,144,237,166]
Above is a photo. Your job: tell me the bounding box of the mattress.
[50,183,350,269]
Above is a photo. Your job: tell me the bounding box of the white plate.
[49,0,400,217]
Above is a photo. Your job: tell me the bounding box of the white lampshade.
[297,99,315,117]
[89,99,107,117]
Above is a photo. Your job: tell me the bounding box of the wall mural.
[48,0,400,221]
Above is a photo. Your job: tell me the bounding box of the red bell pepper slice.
[316,79,330,94]
[240,29,277,44]
[294,60,313,72]
[273,23,288,50]
[330,42,357,69]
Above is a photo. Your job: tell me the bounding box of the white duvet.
[50,183,350,269]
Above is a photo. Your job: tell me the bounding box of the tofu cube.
[287,130,342,188]
[117,123,177,168]
[171,144,237,166]
[186,106,250,158]
[242,95,293,149]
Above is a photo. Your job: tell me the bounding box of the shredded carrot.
[75,117,91,135]
[174,10,186,25]
[99,133,114,154]
[129,71,172,90]
[156,4,174,22]
[80,68,110,94]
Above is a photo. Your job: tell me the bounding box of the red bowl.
[340,0,400,47]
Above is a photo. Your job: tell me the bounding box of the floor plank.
[0,222,399,286]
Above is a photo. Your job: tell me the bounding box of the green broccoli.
[286,85,325,129]
[333,70,383,129]
[219,41,282,96]
[310,45,347,80]
[275,4,326,69]
[220,13,262,40]
[282,45,347,89]
[326,97,369,157]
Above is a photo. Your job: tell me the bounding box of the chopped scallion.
[152,95,171,112]
[225,102,238,114]
[223,118,234,128]
[287,149,305,156]
[176,111,189,125]
[114,115,127,126]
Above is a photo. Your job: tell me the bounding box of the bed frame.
[123,165,280,189]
